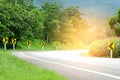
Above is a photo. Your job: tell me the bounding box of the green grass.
[16,39,88,51]
[0,50,67,80]
[17,39,57,51]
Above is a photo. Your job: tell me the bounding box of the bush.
[89,37,120,58]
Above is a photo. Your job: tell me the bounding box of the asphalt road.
[13,50,120,80]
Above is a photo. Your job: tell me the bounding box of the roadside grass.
[16,39,89,51]
[17,39,56,51]
[0,50,67,80]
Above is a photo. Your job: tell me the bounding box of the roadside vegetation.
[89,37,120,58]
[0,50,67,80]
[0,0,114,51]
[0,0,90,50]
[89,9,120,58]
[0,1,88,80]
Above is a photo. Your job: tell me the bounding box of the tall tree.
[59,6,89,46]
[41,2,61,43]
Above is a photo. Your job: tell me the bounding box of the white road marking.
[22,53,120,80]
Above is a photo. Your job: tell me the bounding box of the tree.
[29,9,44,39]
[58,6,89,46]
[0,4,14,38]
[109,9,120,36]
[41,2,61,43]
[0,1,43,48]
[1,0,31,5]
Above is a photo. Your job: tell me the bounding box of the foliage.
[41,2,61,43]
[0,1,43,48]
[59,6,89,46]
[109,9,120,36]
[89,38,120,58]
[0,1,90,49]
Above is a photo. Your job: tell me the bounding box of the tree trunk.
[47,35,49,44]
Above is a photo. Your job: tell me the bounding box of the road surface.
[13,50,120,80]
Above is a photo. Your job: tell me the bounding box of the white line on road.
[22,53,120,80]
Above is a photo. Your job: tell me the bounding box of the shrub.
[51,41,67,50]
[89,37,120,58]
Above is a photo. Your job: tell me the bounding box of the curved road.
[13,50,120,80]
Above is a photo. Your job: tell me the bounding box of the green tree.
[41,2,61,43]
[109,9,120,36]
[1,0,32,5]
[0,4,14,37]
[59,6,89,46]
[29,9,44,39]
[0,1,43,48]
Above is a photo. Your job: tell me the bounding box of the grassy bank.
[16,39,88,51]
[0,50,67,80]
